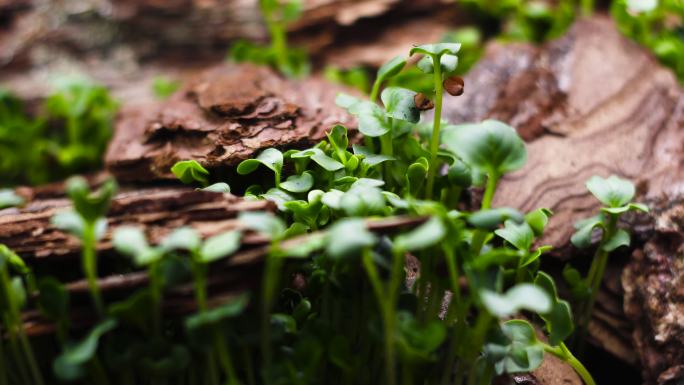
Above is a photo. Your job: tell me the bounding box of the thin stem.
[213,328,239,385]
[83,222,104,315]
[544,343,596,385]
[369,79,381,103]
[18,332,43,385]
[426,54,444,200]
[0,334,9,385]
[261,243,283,384]
[480,174,499,210]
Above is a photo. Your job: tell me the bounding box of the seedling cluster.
[0,25,651,385]
[0,81,118,186]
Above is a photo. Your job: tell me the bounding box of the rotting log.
[105,64,357,182]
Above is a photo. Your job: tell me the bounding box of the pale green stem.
[426,55,444,200]
[83,222,104,315]
[544,343,596,385]
[369,80,381,103]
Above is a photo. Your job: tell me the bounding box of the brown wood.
[105,64,357,182]
[0,186,275,262]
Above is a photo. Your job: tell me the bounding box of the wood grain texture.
[0,186,274,262]
[443,16,684,253]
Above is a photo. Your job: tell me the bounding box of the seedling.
[51,176,117,315]
[0,82,117,186]
[570,175,648,349]
[612,0,684,82]
[229,0,309,77]
[0,245,43,385]
[151,76,180,100]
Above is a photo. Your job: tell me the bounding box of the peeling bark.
[105,64,357,182]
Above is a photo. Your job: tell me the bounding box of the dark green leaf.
[185,294,249,331]
[38,277,70,321]
[53,319,118,381]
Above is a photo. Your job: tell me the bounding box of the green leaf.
[321,189,344,210]
[335,93,362,110]
[201,183,231,193]
[0,189,23,209]
[311,151,345,171]
[350,101,390,137]
[562,264,591,301]
[443,120,527,177]
[185,294,249,331]
[51,211,85,238]
[602,228,630,252]
[65,177,117,223]
[376,56,406,84]
[525,208,553,237]
[585,175,635,208]
[394,217,446,252]
[495,220,534,251]
[53,319,118,381]
[339,185,386,217]
[261,188,295,210]
[468,208,524,230]
[280,172,314,193]
[409,43,462,57]
[396,312,447,363]
[481,283,551,317]
[326,125,349,161]
[171,160,210,186]
[534,272,574,345]
[239,211,286,240]
[199,230,241,263]
[113,227,162,266]
[161,227,201,252]
[570,217,604,249]
[381,87,420,123]
[405,157,429,197]
[485,320,544,375]
[417,54,459,74]
[447,159,472,187]
[237,148,283,176]
[326,218,377,259]
[37,277,70,321]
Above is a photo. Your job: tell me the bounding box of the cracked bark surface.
[105,64,356,182]
[623,197,684,385]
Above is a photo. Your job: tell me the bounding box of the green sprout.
[229,0,309,77]
[570,175,648,349]
[51,177,117,315]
